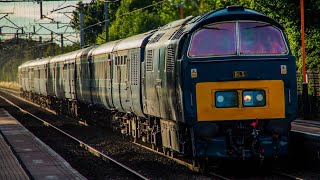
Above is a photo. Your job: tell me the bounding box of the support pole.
[79,2,84,48]
[180,5,184,19]
[60,34,64,53]
[105,1,109,42]
[39,36,42,58]
[51,32,55,56]
[39,0,43,19]
[300,0,310,119]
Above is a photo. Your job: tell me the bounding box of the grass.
[0,81,19,91]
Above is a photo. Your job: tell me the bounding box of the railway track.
[272,170,305,180]
[0,88,317,180]
[0,90,149,180]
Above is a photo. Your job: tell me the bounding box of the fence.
[296,71,320,119]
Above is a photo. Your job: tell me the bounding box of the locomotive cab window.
[188,21,288,57]
[239,22,287,55]
[189,22,237,57]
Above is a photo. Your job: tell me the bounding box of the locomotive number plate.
[233,71,247,78]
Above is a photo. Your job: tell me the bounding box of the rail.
[0,90,149,180]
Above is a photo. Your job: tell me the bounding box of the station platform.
[291,119,320,136]
[0,108,86,180]
[290,119,320,165]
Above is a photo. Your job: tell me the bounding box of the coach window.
[189,22,236,57]
[239,22,287,55]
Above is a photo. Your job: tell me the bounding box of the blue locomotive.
[18,6,297,168]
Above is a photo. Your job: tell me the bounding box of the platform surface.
[292,119,320,136]
[0,108,86,180]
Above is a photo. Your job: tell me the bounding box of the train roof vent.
[146,50,154,71]
[131,50,139,86]
[227,5,244,12]
[170,27,186,40]
[148,33,165,44]
[166,44,176,73]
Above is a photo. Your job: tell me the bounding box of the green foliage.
[100,0,163,43]
[70,1,121,45]
[0,39,81,82]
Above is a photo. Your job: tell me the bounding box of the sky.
[0,0,91,44]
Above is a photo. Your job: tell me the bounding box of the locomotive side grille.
[166,44,176,72]
[131,50,139,85]
[170,28,185,40]
[148,33,165,44]
[146,50,153,72]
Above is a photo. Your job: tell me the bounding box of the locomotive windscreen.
[189,22,237,56]
[188,21,288,57]
[239,22,287,55]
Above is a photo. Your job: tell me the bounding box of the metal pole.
[60,34,64,53]
[39,0,43,19]
[105,1,109,42]
[39,36,42,58]
[300,0,309,119]
[51,32,55,56]
[79,2,84,48]
[180,5,184,19]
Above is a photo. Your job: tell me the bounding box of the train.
[18,6,297,169]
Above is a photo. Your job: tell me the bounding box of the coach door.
[119,53,131,113]
[63,63,70,98]
[29,67,34,92]
[69,62,76,99]
[112,55,121,111]
[105,54,113,109]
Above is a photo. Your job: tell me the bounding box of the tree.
[105,0,162,42]
[70,0,121,45]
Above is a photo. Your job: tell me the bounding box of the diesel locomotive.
[18,6,297,168]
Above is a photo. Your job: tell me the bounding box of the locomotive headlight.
[217,95,224,103]
[215,91,238,108]
[243,94,252,102]
[243,90,266,107]
[256,94,264,101]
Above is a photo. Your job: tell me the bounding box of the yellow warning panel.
[195,80,285,121]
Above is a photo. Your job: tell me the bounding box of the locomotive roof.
[187,6,284,30]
